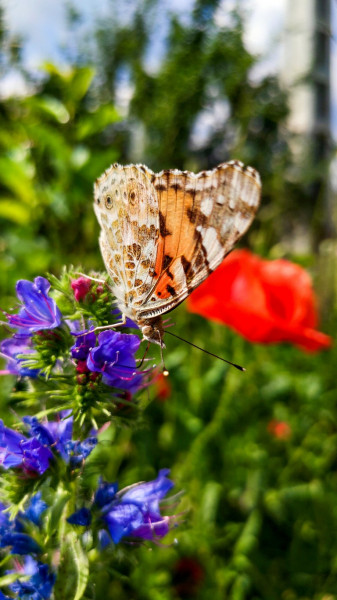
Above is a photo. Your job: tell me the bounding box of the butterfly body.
[94,161,261,346]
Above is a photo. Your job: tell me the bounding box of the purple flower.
[87,330,142,393]
[20,438,53,475]
[0,334,39,378]
[67,470,175,544]
[27,414,73,461]
[0,420,53,475]
[0,415,97,475]
[71,330,96,360]
[9,556,55,599]
[23,415,97,466]
[102,469,174,543]
[7,277,62,333]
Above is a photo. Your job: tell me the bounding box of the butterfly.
[93,161,261,347]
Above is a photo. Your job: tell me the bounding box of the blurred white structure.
[281,0,336,242]
[281,0,331,158]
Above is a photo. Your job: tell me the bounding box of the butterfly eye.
[105,195,113,209]
[129,191,136,203]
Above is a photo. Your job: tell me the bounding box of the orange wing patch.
[151,257,188,301]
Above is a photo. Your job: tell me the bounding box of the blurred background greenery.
[1,0,337,598]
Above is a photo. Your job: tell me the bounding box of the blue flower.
[0,532,41,555]
[7,277,62,333]
[0,498,47,556]
[67,507,92,526]
[26,414,73,461]
[102,469,174,543]
[9,556,55,599]
[0,334,39,378]
[87,330,143,393]
[23,492,48,526]
[71,330,96,360]
[0,415,97,475]
[0,502,22,537]
[94,480,118,509]
[0,420,53,475]
[64,437,98,467]
[67,469,175,544]
[23,415,97,467]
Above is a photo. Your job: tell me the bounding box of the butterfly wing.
[137,161,261,320]
[94,164,162,315]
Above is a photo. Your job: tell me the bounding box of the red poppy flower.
[187,249,331,352]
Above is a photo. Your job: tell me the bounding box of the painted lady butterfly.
[94,161,261,347]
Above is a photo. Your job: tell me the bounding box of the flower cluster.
[0,497,55,599]
[1,275,146,412]
[0,272,178,599]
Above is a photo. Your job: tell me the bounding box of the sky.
[2,0,287,80]
[1,0,337,139]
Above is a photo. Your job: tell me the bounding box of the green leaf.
[45,488,71,538]
[69,532,90,600]
[70,66,95,101]
[54,532,89,600]
[0,572,24,587]
[76,104,120,140]
[0,157,35,203]
[33,96,70,124]
[0,198,31,224]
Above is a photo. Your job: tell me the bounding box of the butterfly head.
[140,317,166,348]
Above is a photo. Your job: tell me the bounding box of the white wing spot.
[200,196,213,217]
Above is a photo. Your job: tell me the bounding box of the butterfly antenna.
[160,340,169,377]
[165,330,245,372]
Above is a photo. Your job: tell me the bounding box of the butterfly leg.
[82,314,128,335]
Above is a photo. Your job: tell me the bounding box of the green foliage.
[0,62,121,302]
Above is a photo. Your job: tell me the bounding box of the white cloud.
[3,0,67,70]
